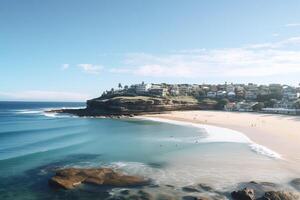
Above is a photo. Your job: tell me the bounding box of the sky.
[1,0,300,101]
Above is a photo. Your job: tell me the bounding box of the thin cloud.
[61,64,69,70]
[110,36,300,78]
[78,64,103,74]
[285,23,300,27]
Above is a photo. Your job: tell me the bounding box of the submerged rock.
[48,168,150,189]
[182,186,200,193]
[231,187,255,200]
[258,191,300,200]
[197,183,214,192]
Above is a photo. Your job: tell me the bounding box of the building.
[258,85,270,96]
[236,101,258,112]
[169,85,180,96]
[226,84,235,93]
[207,91,217,98]
[149,88,168,97]
[282,85,299,101]
[132,83,152,94]
[262,108,300,115]
[224,102,236,111]
[178,84,191,96]
[269,84,282,94]
[235,86,245,98]
[245,91,257,100]
[216,90,227,98]
[227,91,236,100]
[210,85,218,92]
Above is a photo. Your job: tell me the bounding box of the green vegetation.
[252,102,265,111]
[215,98,229,110]
[169,96,198,103]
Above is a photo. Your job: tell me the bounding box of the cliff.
[51,96,216,117]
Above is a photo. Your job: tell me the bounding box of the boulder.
[290,179,300,191]
[182,186,200,193]
[231,188,255,200]
[258,191,300,200]
[48,168,150,189]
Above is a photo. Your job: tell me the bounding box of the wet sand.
[143,111,300,163]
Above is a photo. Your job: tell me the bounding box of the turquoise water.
[0,102,297,199]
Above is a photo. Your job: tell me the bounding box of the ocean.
[0,101,298,199]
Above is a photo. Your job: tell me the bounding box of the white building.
[217,90,227,98]
[149,88,168,97]
[282,86,299,100]
[169,85,180,96]
[134,83,152,94]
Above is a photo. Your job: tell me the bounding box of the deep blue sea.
[0,102,298,199]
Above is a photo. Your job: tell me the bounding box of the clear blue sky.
[1,0,300,101]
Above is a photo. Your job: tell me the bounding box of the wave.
[136,117,281,159]
[14,107,84,118]
[42,112,77,118]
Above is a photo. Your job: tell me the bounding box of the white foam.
[136,116,282,159]
[249,143,281,159]
[15,107,83,118]
[16,109,43,114]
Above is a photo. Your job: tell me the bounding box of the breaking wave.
[136,117,281,159]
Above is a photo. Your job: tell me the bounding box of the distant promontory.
[49,82,300,116]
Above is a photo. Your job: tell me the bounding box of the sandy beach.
[144,111,300,163]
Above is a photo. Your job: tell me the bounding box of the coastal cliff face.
[86,96,204,115]
[53,96,216,117]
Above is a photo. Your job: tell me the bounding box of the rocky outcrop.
[231,187,299,200]
[48,168,150,189]
[231,188,256,200]
[258,191,299,200]
[85,96,203,115]
[50,96,215,117]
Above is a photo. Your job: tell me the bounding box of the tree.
[118,83,122,89]
[124,85,129,90]
[252,102,265,111]
[215,98,229,110]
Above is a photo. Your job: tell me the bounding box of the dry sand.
[144,111,300,163]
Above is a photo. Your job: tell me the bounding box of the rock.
[237,181,280,198]
[182,186,200,193]
[259,191,300,200]
[198,183,213,192]
[290,179,300,191]
[127,194,142,200]
[48,168,149,189]
[156,194,176,200]
[120,189,130,195]
[165,184,175,188]
[231,188,255,200]
[137,190,152,200]
[182,196,212,200]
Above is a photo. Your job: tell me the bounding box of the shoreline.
[135,116,282,159]
[140,110,300,164]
